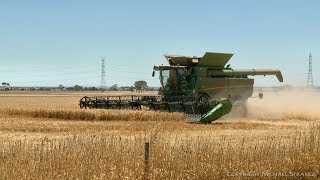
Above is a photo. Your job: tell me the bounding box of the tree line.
[0,80,157,91]
[69,80,154,91]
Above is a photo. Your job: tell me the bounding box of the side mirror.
[259,93,263,99]
[152,71,155,77]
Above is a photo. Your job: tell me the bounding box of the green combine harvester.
[79,52,283,123]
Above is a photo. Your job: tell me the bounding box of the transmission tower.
[101,58,106,90]
[307,53,314,88]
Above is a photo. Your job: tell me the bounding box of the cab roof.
[164,52,233,67]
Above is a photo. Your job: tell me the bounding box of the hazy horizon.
[1,1,319,87]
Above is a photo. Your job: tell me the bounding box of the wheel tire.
[197,94,211,104]
[79,101,85,109]
[196,94,212,115]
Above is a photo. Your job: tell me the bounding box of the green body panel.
[191,66,254,100]
[195,77,254,101]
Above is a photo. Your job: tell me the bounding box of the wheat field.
[0,90,319,179]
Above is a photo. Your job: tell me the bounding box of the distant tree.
[119,86,134,92]
[85,87,98,91]
[2,82,10,90]
[147,87,158,91]
[109,84,119,91]
[74,85,83,91]
[134,80,148,92]
[58,84,64,91]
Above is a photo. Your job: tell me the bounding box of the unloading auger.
[79,52,283,123]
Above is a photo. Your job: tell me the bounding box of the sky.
[0,0,319,87]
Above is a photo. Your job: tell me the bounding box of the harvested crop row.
[0,127,319,179]
[0,108,186,122]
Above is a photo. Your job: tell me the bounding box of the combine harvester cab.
[79,52,283,123]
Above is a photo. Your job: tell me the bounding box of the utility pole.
[307,53,314,88]
[101,57,106,91]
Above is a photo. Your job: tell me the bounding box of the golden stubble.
[0,90,319,179]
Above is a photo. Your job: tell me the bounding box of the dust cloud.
[247,88,320,119]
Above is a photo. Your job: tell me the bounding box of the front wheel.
[197,94,211,104]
